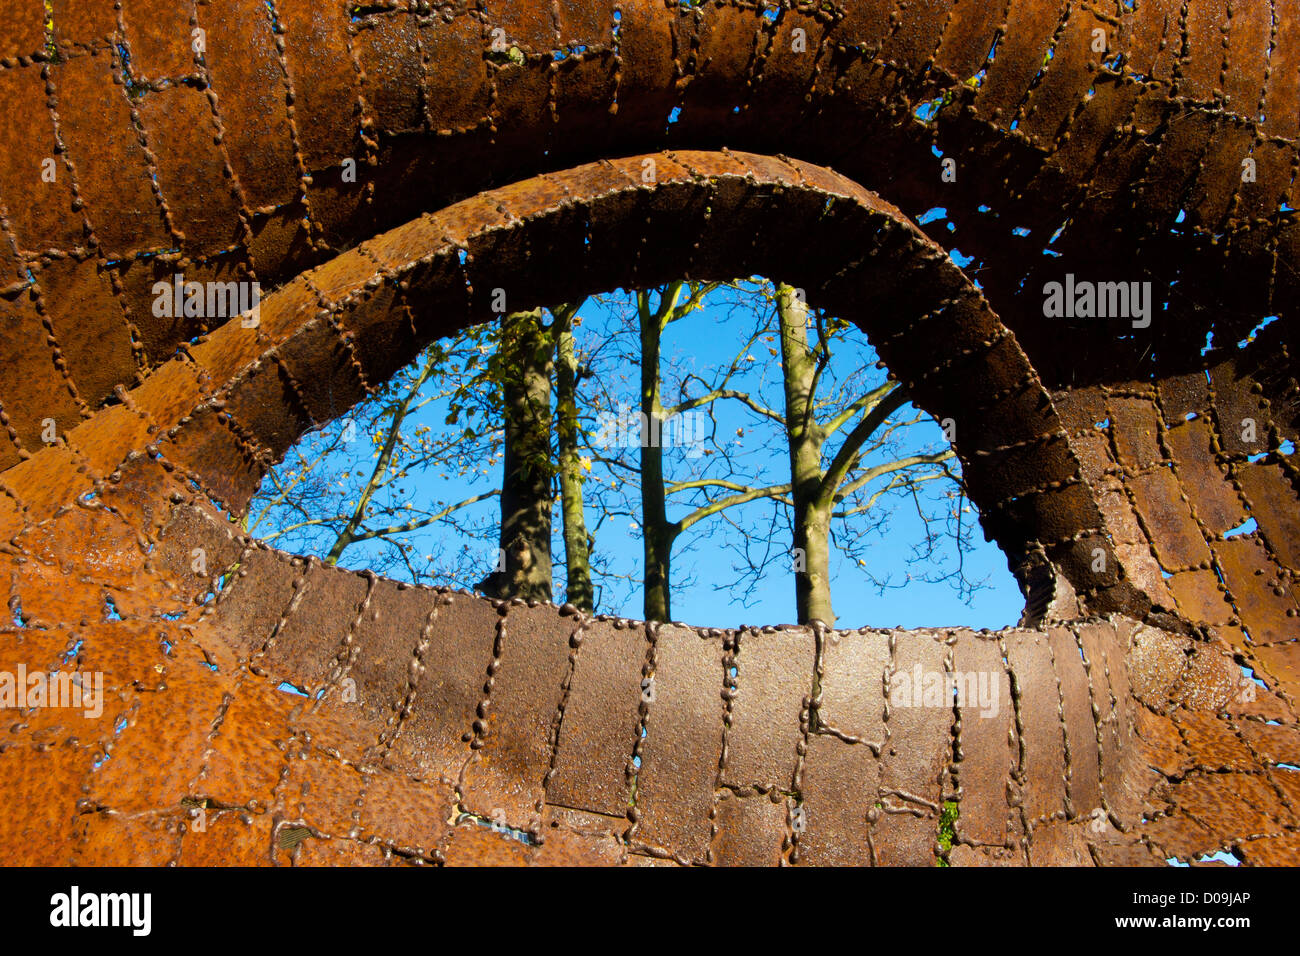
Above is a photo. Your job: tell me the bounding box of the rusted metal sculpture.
[0,0,1296,866]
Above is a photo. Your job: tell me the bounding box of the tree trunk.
[642,521,676,624]
[480,308,554,602]
[554,305,594,612]
[793,505,835,626]
[777,284,835,627]
[640,288,677,623]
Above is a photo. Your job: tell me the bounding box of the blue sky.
[250,284,1025,631]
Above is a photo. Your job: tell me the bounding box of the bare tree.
[246,325,503,585]
[575,279,976,626]
[775,284,956,625]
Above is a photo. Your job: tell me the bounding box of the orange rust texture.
[0,1,1297,865]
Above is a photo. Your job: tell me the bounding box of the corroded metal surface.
[0,0,1297,866]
